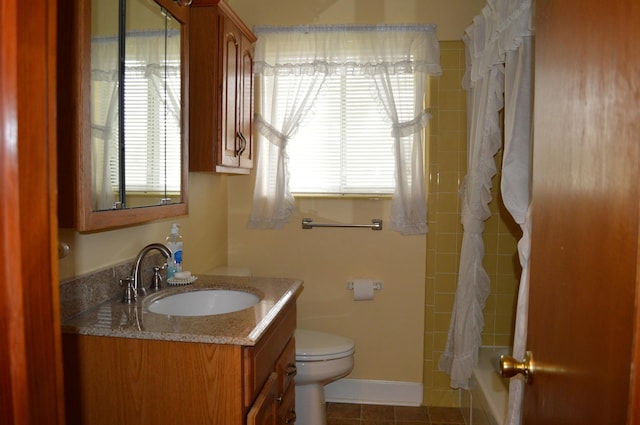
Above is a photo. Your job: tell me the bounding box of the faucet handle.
[149,266,163,291]
[120,277,136,303]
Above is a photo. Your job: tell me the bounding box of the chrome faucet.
[121,243,172,303]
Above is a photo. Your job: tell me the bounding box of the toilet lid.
[295,329,355,361]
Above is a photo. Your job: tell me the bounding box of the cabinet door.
[276,384,296,424]
[189,2,255,174]
[275,338,296,424]
[220,14,241,168]
[238,35,254,169]
[276,338,296,399]
[247,372,277,425]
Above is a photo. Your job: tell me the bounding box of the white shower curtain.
[437,60,504,389]
[439,0,533,423]
[502,34,533,425]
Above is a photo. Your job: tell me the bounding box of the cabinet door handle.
[285,409,296,424]
[236,132,247,156]
[235,132,241,156]
[284,364,297,377]
[241,132,247,155]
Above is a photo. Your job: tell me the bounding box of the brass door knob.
[500,351,534,383]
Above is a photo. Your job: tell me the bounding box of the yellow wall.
[59,172,229,279]
[227,0,485,41]
[228,193,426,382]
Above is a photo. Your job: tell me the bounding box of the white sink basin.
[148,289,260,317]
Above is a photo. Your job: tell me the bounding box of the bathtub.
[461,346,510,425]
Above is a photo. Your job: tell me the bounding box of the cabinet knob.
[285,409,296,424]
[284,364,297,377]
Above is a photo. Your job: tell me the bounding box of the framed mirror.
[58,0,189,232]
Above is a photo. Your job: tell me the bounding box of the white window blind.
[123,64,181,193]
[287,71,416,195]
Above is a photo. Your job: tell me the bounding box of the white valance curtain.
[90,30,181,210]
[248,24,442,234]
[439,1,533,424]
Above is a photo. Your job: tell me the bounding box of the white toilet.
[294,329,355,425]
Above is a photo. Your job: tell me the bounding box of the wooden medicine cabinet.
[57,0,189,232]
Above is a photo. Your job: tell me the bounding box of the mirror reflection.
[91,0,182,211]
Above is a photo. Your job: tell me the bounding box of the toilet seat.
[295,329,355,361]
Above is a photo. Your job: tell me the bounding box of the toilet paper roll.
[353,279,375,301]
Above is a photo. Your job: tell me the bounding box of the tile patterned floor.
[326,402,466,425]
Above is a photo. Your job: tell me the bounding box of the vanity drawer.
[243,300,296,407]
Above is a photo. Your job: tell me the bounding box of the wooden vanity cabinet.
[189,0,256,174]
[62,300,297,425]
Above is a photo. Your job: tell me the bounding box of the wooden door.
[525,0,640,423]
[0,0,66,424]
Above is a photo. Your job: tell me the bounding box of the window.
[123,62,182,193]
[250,25,441,233]
[90,30,182,211]
[286,72,416,195]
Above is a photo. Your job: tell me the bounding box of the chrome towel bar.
[301,218,383,231]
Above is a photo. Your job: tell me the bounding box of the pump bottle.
[165,223,183,278]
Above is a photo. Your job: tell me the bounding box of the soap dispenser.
[165,223,183,278]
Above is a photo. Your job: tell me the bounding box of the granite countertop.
[62,275,303,346]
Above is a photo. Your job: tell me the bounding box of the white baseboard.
[323,379,423,407]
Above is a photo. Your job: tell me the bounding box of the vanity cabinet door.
[275,338,297,424]
[243,300,296,424]
[247,373,277,425]
[276,384,296,424]
[249,336,296,425]
[243,301,296,408]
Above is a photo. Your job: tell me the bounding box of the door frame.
[0,0,65,423]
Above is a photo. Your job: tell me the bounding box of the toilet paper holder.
[346,280,384,291]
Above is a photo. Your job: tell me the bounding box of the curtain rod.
[253,23,437,34]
